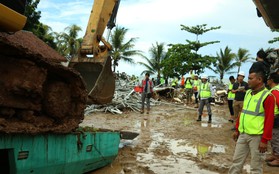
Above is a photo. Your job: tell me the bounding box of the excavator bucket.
[68,0,119,104]
[69,55,115,105]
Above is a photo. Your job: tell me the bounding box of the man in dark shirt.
[231,71,249,127]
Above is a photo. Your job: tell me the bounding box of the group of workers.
[138,48,279,172]
[227,49,279,173]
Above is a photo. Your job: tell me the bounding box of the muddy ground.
[81,102,278,174]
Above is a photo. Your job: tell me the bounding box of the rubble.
[84,74,228,115]
[85,77,167,115]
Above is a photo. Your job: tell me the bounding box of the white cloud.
[38,0,279,78]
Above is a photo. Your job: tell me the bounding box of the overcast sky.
[38,0,278,80]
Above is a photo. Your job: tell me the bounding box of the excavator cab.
[69,0,120,104]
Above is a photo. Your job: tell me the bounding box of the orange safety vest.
[181,77,185,86]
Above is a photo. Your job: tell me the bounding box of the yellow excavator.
[0,2,138,174]
[69,0,120,104]
[0,0,120,134]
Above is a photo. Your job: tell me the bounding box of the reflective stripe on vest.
[200,82,211,98]
[238,88,270,135]
[228,83,235,100]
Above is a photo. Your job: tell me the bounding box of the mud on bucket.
[69,56,115,104]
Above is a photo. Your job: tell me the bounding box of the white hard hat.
[238,71,245,77]
[201,75,208,79]
[187,74,191,78]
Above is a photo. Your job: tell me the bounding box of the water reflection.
[168,139,226,158]
[201,123,223,128]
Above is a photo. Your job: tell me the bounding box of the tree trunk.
[113,64,116,72]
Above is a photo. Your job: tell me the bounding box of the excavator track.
[0,31,87,134]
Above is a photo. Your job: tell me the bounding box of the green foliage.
[268,37,279,44]
[138,42,166,78]
[54,24,82,58]
[23,0,56,49]
[269,29,279,44]
[163,44,215,78]
[185,40,220,52]
[181,24,221,37]
[235,48,251,73]
[110,26,142,72]
[163,24,221,78]
[211,46,238,80]
[181,24,221,52]
[24,0,41,31]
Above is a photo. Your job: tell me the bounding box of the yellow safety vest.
[238,88,270,135]
[193,79,200,91]
[228,83,235,100]
[199,82,211,98]
[271,85,279,116]
[171,78,178,86]
[185,79,193,89]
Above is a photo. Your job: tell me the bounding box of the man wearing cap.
[231,71,249,129]
[192,74,200,108]
[229,70,275,173]
[196,75,214,123]
[266,72,279,167]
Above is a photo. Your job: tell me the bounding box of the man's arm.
[261,94,275,144]
[232,83,238,93]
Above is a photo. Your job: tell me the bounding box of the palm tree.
[235,48,251,73]
[138,42,166,79]
[213,46,238,81]
[56,24,82,59]
[110,26,142,72]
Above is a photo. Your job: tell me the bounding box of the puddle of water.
[201,123,223,128]
[149,133,226,155]
[131,117,228,173]
[135,132,226,173]
[137,152,218,174]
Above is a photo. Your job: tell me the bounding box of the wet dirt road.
[81,103,278,174]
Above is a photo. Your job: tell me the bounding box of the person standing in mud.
[231,71,249,130]
[266,72,279,167]
[229,70,275,174]
[193,74,200,108]
[139,73,153,114]
[227,76,236,123]
[196,75,214,123]
[184,75,193,105]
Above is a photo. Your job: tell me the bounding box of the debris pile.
[84,74,228,115]
[84,76,163,115]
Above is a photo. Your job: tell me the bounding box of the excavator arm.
[69,0,121,104]
[81,0,116,56]
[0,0,27,32]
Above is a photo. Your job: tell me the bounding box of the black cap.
[268,72,279,84]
